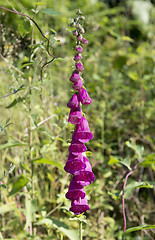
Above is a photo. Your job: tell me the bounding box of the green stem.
[79,221,82,240]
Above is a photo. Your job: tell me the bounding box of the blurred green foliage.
[0,0,155,239]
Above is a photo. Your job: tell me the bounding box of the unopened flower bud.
[77,35,82,41]
[74,53,82,62]
[76,62,84,72]
[80,28,85,34]
[70,22,76,27]
[76,46,83,53]
[73,30,78,36]
[82,38,88,45]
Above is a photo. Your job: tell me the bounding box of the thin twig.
[0,6,56,81]
[0,85,24,100]
[122,164,138,232]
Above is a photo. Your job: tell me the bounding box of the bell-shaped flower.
[67,94,79,109]
[70,71,80,83]
[75,117,93,143]
[70,195,89,215]
[78,87,92,105]
[68,106,82,124]
[66,177,86,200]
[72,78,83,91]
[69,130,87,155]
[64,153,86,174]
[74,156,95,186]
[76,62,84,72]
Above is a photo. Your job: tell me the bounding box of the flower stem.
[122,164,138,232]
[79,221,83,240]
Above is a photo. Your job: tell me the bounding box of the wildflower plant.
[64,10,95,217]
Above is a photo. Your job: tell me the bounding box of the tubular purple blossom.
[70,196,90,215]
[67,94,79,109]
[74,156,95,186]
[68,106,82,124]
[66,177,86,200]
[75,116,93,143]
[70,71,80,83]
[64,153,86,174]
[72,78,83,91]
[78,87,92,105]
[82,38,88,45]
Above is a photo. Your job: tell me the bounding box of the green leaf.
[24,198,38,230]
[0,141,27,151]
[140,154,155,165]
[126,141,144,159]
[6,97,25,108]
[9,175,29,196]
[0,202,16,214]
[123,225,155,236]
[31,158,64,170]
[121,36,134,42]
[18,19,31,38]
[35,217,78,240]
[21,163,31,173]
[125,181,153,192]
[39,8,61,16]
[108,156,119,165]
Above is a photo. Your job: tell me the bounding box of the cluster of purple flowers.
[64,13,95,215]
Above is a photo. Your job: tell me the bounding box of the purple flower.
[76,62,84,72]
[64,153,86,174]
[74,156,95,186]
[76,46,83,53]
[69,131,87,155]
[82,38,88,45]
[70,195,89,215]
[77,35,82,41]
[75,117,93,143]
[70,71,80,83]
[68,106,82,124]
[74,53,82,62]
[67,94,79,109]
[72,78,83,91]
[78,87,92,105]
[66,177,86,200]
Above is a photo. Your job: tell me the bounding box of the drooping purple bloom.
[66,177,86,200]
[64,153,86,174]
[74,156,95,186]
[76,46,83,53]
[70,195,90,215]
[69,131,87,155]
[82,38,88,45]
[68,106,82,124]
[76,62,84,72]
[75,117,93,143]
[74,53,81,62]
[70,71,80,83]
[78,87,92,105]
[67,94,79,109]
[72,78,83,91]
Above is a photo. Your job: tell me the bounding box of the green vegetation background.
[0,0,155,239]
